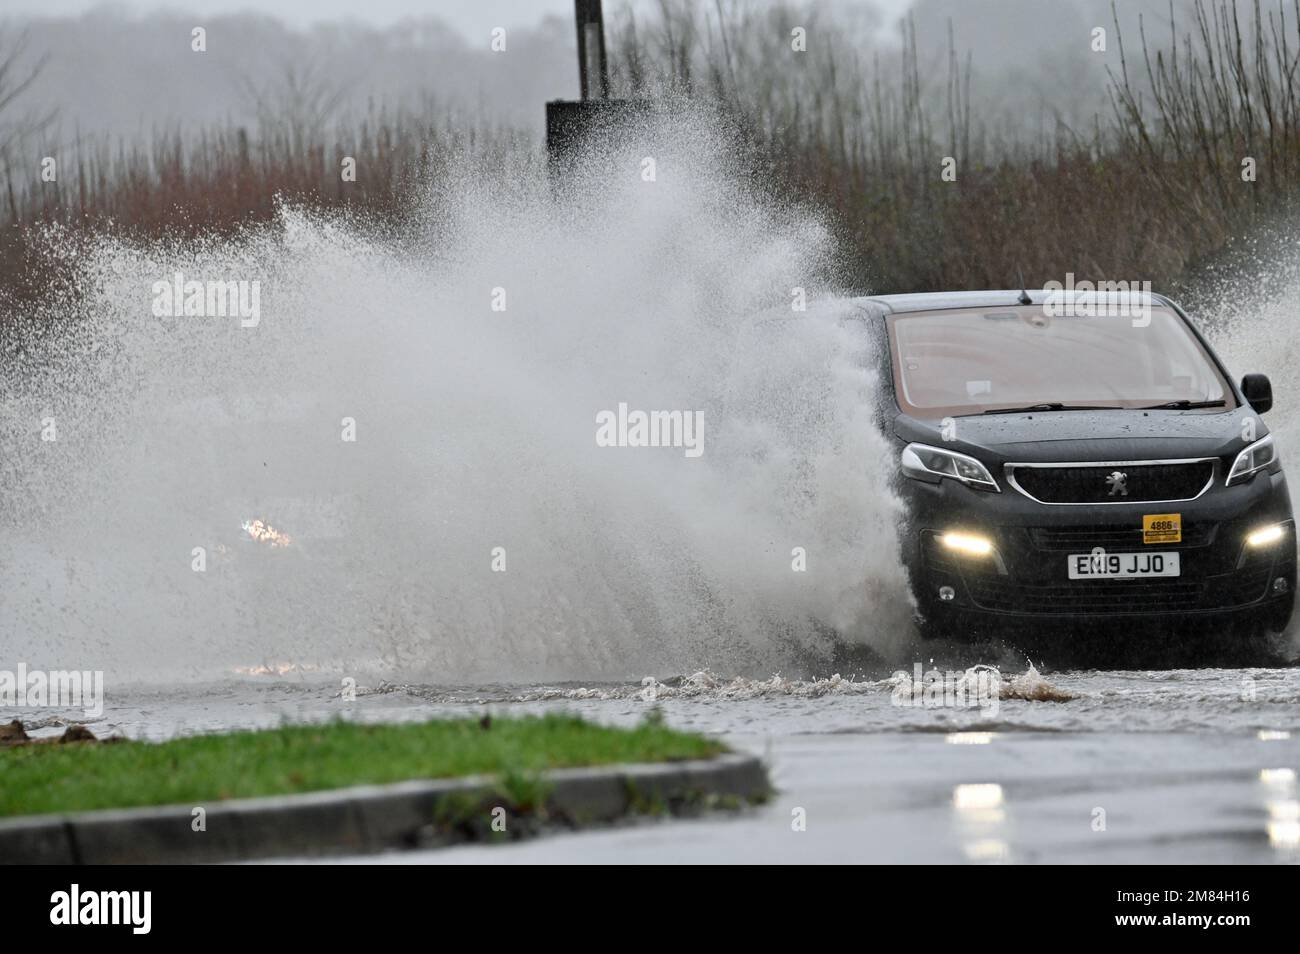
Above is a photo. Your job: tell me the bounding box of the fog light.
[939,585,956,602]
[940,532,994,556]
[1247,524,1286,548]
[1273,577,1289,595]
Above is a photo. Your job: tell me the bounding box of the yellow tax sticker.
[1143,513,1182,544]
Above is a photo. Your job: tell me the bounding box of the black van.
[857,289,1295,639]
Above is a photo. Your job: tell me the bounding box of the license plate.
[1143,513,1181,544]
[1068,551,1181,579]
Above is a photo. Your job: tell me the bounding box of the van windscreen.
[888,305,1235,417]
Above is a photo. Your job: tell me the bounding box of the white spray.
[0,111,913,684]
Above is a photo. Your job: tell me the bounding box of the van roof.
[852,289,1175,315]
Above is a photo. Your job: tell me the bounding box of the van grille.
[1009,461,1214,504]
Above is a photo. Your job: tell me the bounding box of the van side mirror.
[1241,373,1273,414]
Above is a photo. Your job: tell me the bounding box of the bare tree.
[0,28,56,221]
[0,29,54,155]
[237,61,351,156]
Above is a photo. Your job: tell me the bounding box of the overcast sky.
[2,0,918,41]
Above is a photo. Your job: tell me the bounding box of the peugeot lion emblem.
[1106,470,1128,497]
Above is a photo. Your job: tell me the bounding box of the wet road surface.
[17,663,1299,864]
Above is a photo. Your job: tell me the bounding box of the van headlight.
[901,443,1000,492]
[1246,523,1286,548]
[939,531,995,555]
[1227,434,1277,486]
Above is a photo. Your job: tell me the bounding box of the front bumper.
[902,467,1296,624]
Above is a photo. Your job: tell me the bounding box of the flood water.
[15,657,1298,864]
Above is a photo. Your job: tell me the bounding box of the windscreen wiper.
[1138,399,1227,410]
[979,403,1114,415]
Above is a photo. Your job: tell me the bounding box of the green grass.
[0,713,726,818]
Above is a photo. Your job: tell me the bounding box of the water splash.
[1183,235,1300,652]
[0,109,913,684]
[1002,664,1076,702]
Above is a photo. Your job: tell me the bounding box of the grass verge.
[0,713,726,818]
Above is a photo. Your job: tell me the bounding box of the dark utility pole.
[546,0,648,174]
[575,0,609,101]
